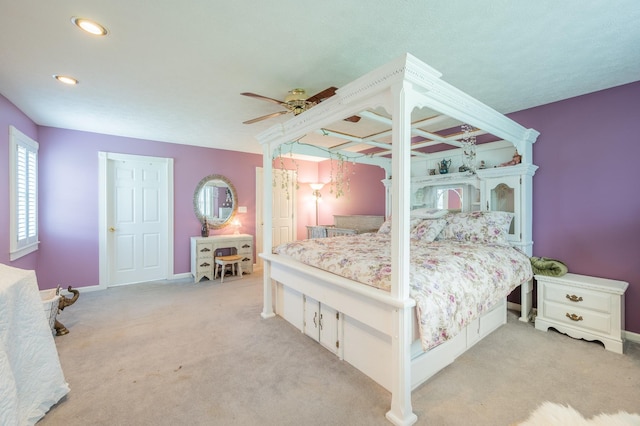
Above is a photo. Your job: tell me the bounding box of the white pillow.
[377,217,423,234]
[439,211,514,244]
[410,208,449,219]
[410,219,447,242]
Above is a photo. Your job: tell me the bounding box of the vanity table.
[192,173,252,282]
[190,234,254,282]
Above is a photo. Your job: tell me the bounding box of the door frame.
[255,167,297,269]
[98,152,174,289]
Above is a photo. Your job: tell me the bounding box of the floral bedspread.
[273,233,532,350]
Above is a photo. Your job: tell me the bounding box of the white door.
[272,168,296,247]
[256,167,296,268]
[99,153,173,287]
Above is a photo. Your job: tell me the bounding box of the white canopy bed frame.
[258,53,539,425]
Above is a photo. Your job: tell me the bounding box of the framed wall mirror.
[193,174,237,230]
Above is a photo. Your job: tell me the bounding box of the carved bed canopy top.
[257,53,539,172]
[258,52,541,298]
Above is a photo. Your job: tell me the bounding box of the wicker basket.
[40,289,61,333]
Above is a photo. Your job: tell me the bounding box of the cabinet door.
[304,296,320,341]
[483,175,521,241]
[303,296,340,355]
[318,304,339,354]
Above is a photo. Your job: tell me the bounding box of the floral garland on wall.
[327,152,354,198]
[273,141,369,200]
[274,144,300,200]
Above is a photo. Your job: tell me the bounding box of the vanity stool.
[214,255,243,283]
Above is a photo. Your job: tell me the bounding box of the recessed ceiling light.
[71,17,108,36]
[53,75,79,85]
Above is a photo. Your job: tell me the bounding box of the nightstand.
[535,273,628,354]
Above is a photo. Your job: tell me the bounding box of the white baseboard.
[57,273,193,295]
[59,284,102,294]
[507,301,522,314]
[172,272,192,280]
[624,330,640,344]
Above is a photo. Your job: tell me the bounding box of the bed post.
[381,175,392,218]
[385,81,418,426]
[261,143,275,319]
[517,136,537,322]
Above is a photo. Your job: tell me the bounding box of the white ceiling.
[1,1,639,156]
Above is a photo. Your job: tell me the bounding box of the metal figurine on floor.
[54,286,80,336]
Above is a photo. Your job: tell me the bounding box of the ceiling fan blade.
[243,110,290,124]
[305,86,338,104]
[344,115,361,123]
[241,92,285,106]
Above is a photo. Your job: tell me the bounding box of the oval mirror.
[193,174,237,230]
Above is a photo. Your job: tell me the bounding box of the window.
[9,125,39,260]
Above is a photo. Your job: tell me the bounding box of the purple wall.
[317,159,386,224]
[33,126,268,290]
[510,81,640,333]
[268,156,386,238]
[29,127,263,288]
[0,96,39,271]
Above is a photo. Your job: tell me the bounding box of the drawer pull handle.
[566,313,583,322]
[566,294,583,302]
[201,247,211,252]
[200,262,210,267]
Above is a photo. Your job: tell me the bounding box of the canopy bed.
[257,53,539,425]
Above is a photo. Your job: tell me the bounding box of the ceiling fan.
[241,87,360,124]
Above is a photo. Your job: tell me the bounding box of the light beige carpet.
[39,271,640,425]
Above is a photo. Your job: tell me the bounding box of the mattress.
[274,233,532,350]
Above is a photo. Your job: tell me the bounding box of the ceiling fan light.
[72,17,108,36]
[284,88,307,103]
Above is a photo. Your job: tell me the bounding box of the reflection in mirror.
[491,183,515,234]
[436,187,463,211]
[193,174,237,230]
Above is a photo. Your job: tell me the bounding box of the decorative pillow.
[439,211,514,244]
[410,218,447,242]
[410,208,449,219]
[377,217,423,234]
[377,217,392,234]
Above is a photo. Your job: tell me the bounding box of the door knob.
[109,227,116,232]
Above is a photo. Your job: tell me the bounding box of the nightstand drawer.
[544,301,611,334]
[544,283,611,313]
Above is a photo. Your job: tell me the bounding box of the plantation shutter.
[10,126,39,259]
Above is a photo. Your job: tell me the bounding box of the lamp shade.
[309,183,325,191]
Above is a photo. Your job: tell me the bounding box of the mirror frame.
[193,174,238,230]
